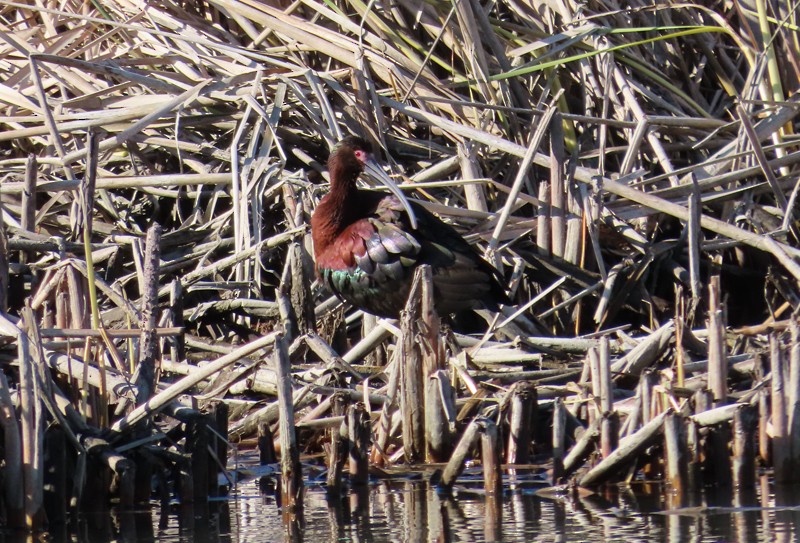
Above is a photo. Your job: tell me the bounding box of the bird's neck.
[313,183,359,246]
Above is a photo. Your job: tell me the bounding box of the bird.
[310,136,509,319]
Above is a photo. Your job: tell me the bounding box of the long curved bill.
[363,158,418,230]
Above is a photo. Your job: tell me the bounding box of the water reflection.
[28,476,800,542]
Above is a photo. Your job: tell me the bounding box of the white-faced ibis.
[311,136,508,318]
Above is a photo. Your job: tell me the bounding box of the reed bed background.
[0,0,799,532]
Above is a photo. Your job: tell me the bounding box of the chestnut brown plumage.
[311,136,508,318]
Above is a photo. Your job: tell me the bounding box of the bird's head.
[329,136,372,184]
[328,136,418,229]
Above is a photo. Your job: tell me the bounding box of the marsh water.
[31,468,800,543]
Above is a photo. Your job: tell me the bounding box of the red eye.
[354,150,368,164]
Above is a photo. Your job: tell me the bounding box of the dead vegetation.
[0,0,799,530]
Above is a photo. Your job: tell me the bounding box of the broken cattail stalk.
[342,322,394,366]
[732,404,757,489]
[112,332,278,433]
[598,336,618,458]
[458,142,489,213]
[552,398,567,485]
[275,334,303,516]
[663,412,688,497]
[550,115,566,259]
[693,388,712,417]
[639,369,657,426]
[136,448,160,506]
[419,264,444,374]
[288,242,316,335]
[758,386,770,465]
[21,154,37,263]
[303,332,364,381]
[688,396,741,439]
[588,346,601,423]
[45,347,130,404]
[326,392,349,494]
[371,349,400,466]
[18,320,43,530]
[619,394,641,439]
[707,276,727,406]
[506,382,537,465]
[400,267,426,464]
[563,416,601,478]
[228,386,315,441]
[580,409,671,487]
[421,264,448,463]
[347,403,370,487]
[277,255,297,340]
[360,313,385,368]
[425,370,455,463]
[297,416,345,430]
[536,181,551,254]
[686,419,702,492]
[480,418,502,496]
[135,223,162,404]
[610,322,674,376]
[81,131,101,330]
[399,326,424,463]
[771,334,791,483]
[439,417,483,490]
[789,320,800,475]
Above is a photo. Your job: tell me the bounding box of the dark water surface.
[31,474,800,543]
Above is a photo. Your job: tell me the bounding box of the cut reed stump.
[20,154,37,265]
[663,412,688,497]
[399,268,426,464]
[732,404,758,489]
[707,276,728,406]
[135,223,162,404]
[425,370,455,463]
[480,418,502,496]
[506,382,537,465]
[347,403,370,487]
[597,337,618,458]
[551,398,567,485]
[19,312,44,529]
[275,334,303,516]
[325,392,349,495]
[771,333,791,483]
[789,320,800,478]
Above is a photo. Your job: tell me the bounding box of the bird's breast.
[313,219,372,271]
